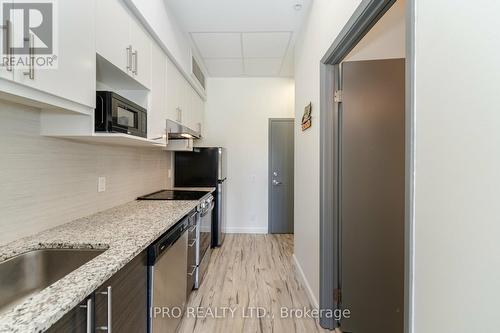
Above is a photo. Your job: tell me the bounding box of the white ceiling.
[164,0,312,78]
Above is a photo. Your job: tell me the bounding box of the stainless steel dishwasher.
[148,217,188,333]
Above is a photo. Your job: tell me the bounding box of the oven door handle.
[200,203,214,217]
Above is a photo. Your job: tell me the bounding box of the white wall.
[0,101,171,246]
[125,0,205,95]
[294,0,407,309]
[344,0,406,61]
[293,0,362,307]
[413,1,500,331]
[200,78,294,233]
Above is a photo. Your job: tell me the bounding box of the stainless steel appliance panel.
[196,248,211,290]
[215,181,226,247]
[149,231,188,333]
[187,213,198,295]
[195,197,213,289]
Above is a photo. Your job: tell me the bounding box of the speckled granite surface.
[0,192,213,333]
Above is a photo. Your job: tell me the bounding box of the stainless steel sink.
[0,248,106,316]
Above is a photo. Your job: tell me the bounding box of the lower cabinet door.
[95,251,148,333]
[46,296,93,333]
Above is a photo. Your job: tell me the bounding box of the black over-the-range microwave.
[95,91,147,138]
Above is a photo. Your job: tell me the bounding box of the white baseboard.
[292,254,319,309]
[224,226,268,234]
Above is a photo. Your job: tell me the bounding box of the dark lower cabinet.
[47,250,148,333]
[46,296,93,333]
[95,251,148,333]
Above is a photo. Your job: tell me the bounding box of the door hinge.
[334,90,343,103]
[333,288,342,304]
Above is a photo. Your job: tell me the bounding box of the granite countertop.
[0,188,214,333]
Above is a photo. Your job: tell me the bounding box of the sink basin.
[0,248,106,316]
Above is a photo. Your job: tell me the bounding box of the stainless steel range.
[195,195,214,289]
[138,190,213,290]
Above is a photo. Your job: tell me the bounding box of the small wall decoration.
[301,102,312,131]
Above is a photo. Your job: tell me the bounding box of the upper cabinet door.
[129,18,151,89]
[0,1,14,82]
[148,42,166,139]
[166,57,182,123]
[194,91,204,135]
[96,0,130,74]
[13,0,96,108]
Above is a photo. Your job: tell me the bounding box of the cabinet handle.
[188,239,197,247]
[1,19,12,71]
[126,45,132,72]
[176,107,182,123]
[131,50,138,75]
[187,265,197,277]
[23,33,34,79]
[79,298,92,333]
[96,286,112,332]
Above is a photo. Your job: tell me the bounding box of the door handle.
[79,298,92,333]
[23,33,35,79]
[96,286,112,332]
[1,19,12,71]
[272,180,282,186]
[132,50,138,75]
[187,265,197,277]
[126,45,132,72]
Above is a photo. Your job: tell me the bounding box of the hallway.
[178,234,328,333]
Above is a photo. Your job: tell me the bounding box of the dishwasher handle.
[148,218,188,265]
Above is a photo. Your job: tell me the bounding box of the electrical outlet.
[98,177,106,192]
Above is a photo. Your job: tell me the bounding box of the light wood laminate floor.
[178,234,330,333]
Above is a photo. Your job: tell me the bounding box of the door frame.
[318,0,415,332]
[268,118,295,234]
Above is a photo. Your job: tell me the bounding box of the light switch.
[168,169,172,178]
[98,177,106,192]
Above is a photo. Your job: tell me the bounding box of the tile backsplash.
[0,101,171,245]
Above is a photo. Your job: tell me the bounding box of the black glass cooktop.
[137,190,208,201]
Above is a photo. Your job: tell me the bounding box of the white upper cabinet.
[13,0,95,108]
[96,0,129,73]
[166,57,182,123]
[0,0,95,110]
[0,8,13,82]
[148,42,166,140]
[129,18,151,88]
[96,0,151,89]
[193,91,204,136]
[165,57,204,135]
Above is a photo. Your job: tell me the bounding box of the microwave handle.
[97,95,105,126]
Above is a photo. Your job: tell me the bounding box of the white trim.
[224,226,268,234]
[292,254,319,309]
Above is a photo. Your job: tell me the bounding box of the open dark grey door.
[268,119,294,234]
[340,59,405,332]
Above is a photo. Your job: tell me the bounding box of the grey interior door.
[269,119,294,234]
[340,59,405,332]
